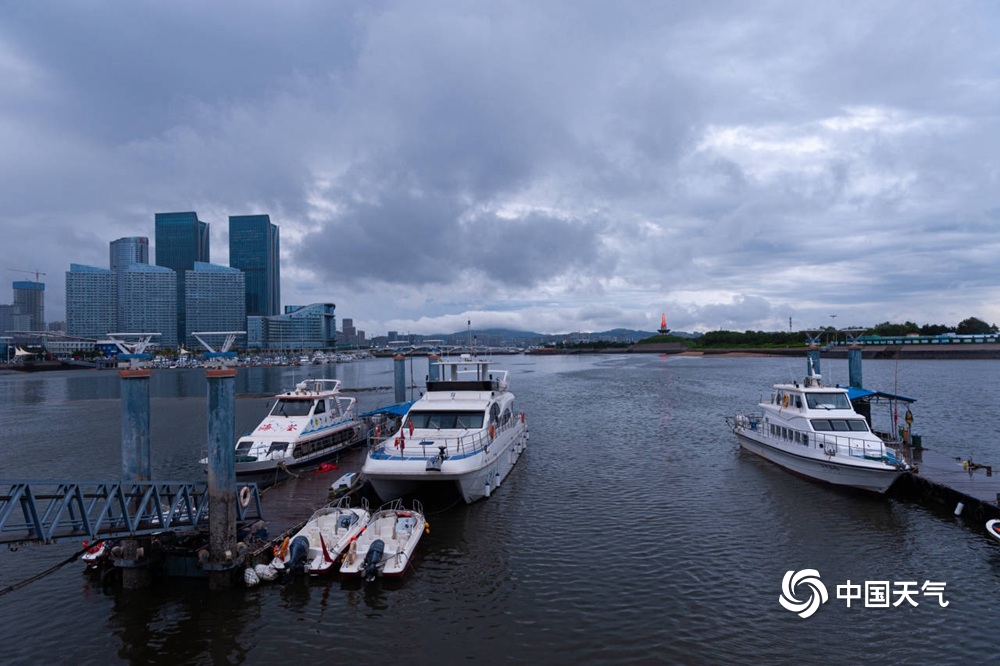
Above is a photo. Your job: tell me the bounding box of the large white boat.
[727,360,910,493]
[219,379,364,482]
[362,354,529,503]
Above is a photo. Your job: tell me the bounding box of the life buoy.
[825,441,837,456]
[782,394,789,408]
[239,486,252,509]
[489,423,495,439]
[520,412,526,424]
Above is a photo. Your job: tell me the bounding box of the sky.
[2,1,999,337]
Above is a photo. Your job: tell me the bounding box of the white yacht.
[212,379,364,483]
[727,360,910,493]
[362,355,529,503]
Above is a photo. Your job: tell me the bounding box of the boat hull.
[231,424,364,484]
[735,431,904,493]
[364,425,528,504]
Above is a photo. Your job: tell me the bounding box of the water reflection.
[109,581,255,664]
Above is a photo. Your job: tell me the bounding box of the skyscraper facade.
[66,264,116,338]
[110,237,149,271]
[12,281,45,331]
[155,212,209,341]
[117,264,177,348]
[228,214,280,317]
[184,262,246,348]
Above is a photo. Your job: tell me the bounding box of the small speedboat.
[987,519,1000,543]
[339,499,427,582]
[81,540,114,570]
[328,471,361,500]
[272,499,370,575]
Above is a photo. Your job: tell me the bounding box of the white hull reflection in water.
[0,357,998,665]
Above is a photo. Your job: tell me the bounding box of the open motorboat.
[271,499,370,575]
[987,519,1000,544]
[207,379,364,483]
[727,358,911,493]
[361,354,529,503]
[339,499,427,582]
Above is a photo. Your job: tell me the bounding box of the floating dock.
[897,446,1000,524]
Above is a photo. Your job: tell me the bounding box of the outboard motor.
[363,539,385,582]
[287,535,310,574]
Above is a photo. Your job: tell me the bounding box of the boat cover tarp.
[845,387,916,403]
[360,401,413,418]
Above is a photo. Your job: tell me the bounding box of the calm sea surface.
[1,355,999,665]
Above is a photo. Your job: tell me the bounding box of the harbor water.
[1,355,999,665]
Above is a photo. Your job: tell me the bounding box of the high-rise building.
[228,215,280,317]
[184,262,246,348]
[155,212,209,341]
[341,318,356,346]
[117,264,177,348]
[12,281,45,331]
[110,237,149,271]
[66,264,116,338]
[247,303,336,350]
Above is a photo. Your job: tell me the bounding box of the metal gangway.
[0,479,262,548]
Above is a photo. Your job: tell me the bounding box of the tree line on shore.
[635,316,999,350]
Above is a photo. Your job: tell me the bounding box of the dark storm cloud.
[2,1,999,335]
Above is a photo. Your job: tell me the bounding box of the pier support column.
[427,354,440,383]
[394,354,406,403]
[205,367,238,590]
[848,347,863,389]
[120,368,152,482]
[119,367,152,589]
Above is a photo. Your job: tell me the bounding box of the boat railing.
[374,413,524,459]
[810,431,900,464]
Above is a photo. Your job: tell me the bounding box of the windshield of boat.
[805,393,851,410]
[810,419,870,432]
[407,410,485,429]
[270,399,315,417]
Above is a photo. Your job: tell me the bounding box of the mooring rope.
[0,546,88,597]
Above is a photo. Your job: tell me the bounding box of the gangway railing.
[0,480,262,548]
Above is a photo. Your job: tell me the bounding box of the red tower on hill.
[658,313,670,335]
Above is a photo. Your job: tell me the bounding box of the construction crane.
[7,268,47,283]
[7,268,47,331]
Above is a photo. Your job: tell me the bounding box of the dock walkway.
[898,447,1000,523]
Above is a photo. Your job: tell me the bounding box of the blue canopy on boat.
[844,386,916,403]
[360,401,413,418]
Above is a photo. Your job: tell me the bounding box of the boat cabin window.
[408,410,485,429]
[268,442,289,455]
[271,399,314,417]
[810,419,869,432]
[805,393,851,410]
[236,440,253,454]
[313,400,326,415]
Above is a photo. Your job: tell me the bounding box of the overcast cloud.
[2,1,999,337]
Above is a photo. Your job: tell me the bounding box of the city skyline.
[2,3,1000,336]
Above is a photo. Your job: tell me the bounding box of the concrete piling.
[119,368,152,482]
[427,354,441,383]
[394,354,406,403]
[205,367,238,589]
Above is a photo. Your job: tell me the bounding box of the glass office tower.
[228,214,280,317]
[155,212,209,343]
